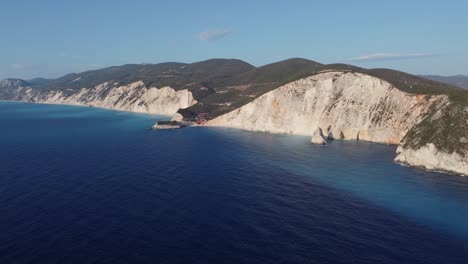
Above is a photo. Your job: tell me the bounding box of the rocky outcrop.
[395,101,468,175]
[208,71,466,176]
[152,121,183,130]
[209,72,442,144]
[1,81,196,116]
[171,113,184,121]
[395,144,468,176]
[311,127,326,145]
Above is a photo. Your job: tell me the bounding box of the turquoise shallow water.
[1,102,468,263]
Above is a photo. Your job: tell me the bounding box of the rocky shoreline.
[2,60,466,177]
[207,72,466,176]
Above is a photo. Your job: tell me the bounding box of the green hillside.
[2,57,467,118]
[179,59,468,119]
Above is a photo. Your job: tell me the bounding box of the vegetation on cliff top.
[402,101,468,156]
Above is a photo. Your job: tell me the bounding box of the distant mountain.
[27,78,51,85]
[421,75,468,89]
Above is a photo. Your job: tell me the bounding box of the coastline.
[0,99,172,118]
[207,123,466,177]
[395,160,465,177]
[2,99,465,177]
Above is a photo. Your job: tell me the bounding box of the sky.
[1,0,467,80]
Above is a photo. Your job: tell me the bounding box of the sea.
[1,101,468,264]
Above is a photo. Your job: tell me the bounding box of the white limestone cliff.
[395,144,467,176]
[5,81,196,116]
[209,72,441,144]
[208,71,466,175]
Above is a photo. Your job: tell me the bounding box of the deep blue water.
[1,102,468,264]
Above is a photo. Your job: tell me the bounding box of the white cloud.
[10,63,33,70]
[348,53,433,62]
[197,28,233,41]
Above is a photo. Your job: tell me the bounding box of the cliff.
[208,71,466,176]
[1,80,196,116]
[395,101,468,175]
[208,72,443,144]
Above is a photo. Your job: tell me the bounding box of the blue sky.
[1,0,467,79]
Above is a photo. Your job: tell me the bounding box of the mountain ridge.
[2,58,466,118]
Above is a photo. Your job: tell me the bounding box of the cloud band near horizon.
[348,53,434,62]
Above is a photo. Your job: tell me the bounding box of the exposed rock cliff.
[209,72,443,143]
[395,144,467,176]
[1,81,196,116]
[395,101,468,175]
[208,71,466,175]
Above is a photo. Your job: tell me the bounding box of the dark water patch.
[1,102,468,263]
